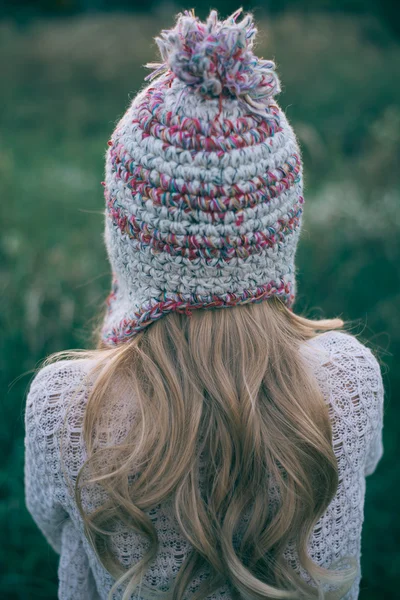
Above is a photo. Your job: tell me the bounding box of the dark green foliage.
[0,11,398,600]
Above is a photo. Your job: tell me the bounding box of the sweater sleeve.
[307,331,385,479]
[25,359,102,599]
[24,362,70,553]
[362,347,385,477]
[58,519,102,600]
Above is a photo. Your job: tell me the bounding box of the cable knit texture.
[24,330,384,600]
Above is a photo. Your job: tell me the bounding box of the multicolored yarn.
[145,9,280,116]
[101,8,304,345]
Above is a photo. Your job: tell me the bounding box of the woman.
[24,9,384,600]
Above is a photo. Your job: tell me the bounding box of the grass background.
[1,5,399,599]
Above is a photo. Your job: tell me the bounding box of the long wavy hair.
[47,297,358,600]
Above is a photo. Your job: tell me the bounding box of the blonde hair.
[48,297,358,600]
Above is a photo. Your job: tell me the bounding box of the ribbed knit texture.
[101,9,304,345]
[24,331,385,600]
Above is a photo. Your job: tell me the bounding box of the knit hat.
[101,8,304,345]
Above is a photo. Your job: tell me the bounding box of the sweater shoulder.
[25,358,99,500]
[28,357,95,394]
[25,357,97,449]
[308,329,378,356]
[27,359,94,407]
[304,329,384,401]
[302,330,385,475]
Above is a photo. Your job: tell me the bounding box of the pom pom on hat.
[145,8,281,114]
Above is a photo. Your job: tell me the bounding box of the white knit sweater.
[24,330,384,600]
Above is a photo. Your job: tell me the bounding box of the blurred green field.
[1,10,399,600]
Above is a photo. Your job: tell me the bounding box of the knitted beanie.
[101,8,304,345]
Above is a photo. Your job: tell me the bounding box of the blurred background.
[1,0,399,598]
